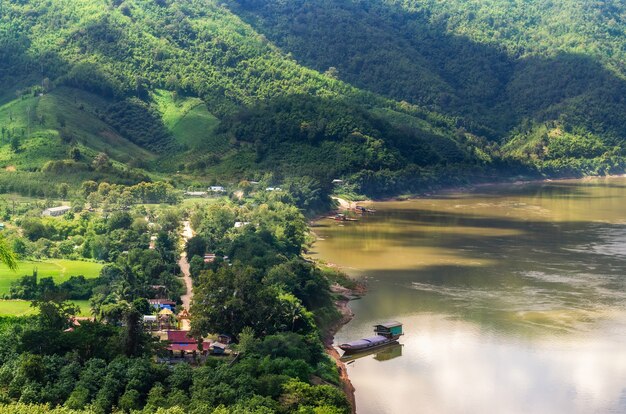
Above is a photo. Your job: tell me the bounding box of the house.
[42,206,71,217]
[148,299,176,311]
[332,179,344,184]
[234,221,250,228]
[210,342,227,355]
[217,334,232,344]
[209,186,225,192]
[0,223,4,230]
[166,330,211,357]
[143,315,158,331]
[185,191,208,197]
[265,187,281,192]
[204,253,216,263]
[374,321,404,339]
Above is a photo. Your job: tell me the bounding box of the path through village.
[178,221,194,330]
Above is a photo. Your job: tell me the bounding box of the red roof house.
[166,330,211,354]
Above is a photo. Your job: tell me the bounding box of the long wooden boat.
[338,335,398,353]
[340,343,403,363]
[338,321,404,355]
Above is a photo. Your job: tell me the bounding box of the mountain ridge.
[0,0,624,197]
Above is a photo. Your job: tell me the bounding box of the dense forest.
[0,0,624,198]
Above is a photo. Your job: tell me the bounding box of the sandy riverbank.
[321,281,367,414]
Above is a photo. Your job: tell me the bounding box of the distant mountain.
[1,0,624,197]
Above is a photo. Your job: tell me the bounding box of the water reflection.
[314,178,626,413]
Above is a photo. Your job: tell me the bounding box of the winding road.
[178,221,194,330]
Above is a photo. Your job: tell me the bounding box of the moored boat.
[339,321,403,354]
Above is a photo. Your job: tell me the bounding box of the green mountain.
[1,0,625,197]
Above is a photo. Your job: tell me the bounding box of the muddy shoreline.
[381,173,626,201]
[322,282,366,414]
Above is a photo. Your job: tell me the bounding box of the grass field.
[0,259,103,295]
[0,299,91,316]
[154,89,220,149]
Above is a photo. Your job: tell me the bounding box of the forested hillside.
[1,0,625,198]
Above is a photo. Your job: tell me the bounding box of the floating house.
[42,206,71,217]
[374,321,404,338]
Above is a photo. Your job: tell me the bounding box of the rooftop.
[45,206,71,212]
[375,321,402,328]
[167,330,196,344]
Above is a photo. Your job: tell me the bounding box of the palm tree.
[0,235,16,271]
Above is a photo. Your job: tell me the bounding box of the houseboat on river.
[338,321,403,354]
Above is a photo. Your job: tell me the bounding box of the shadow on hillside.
[227,0,626,141]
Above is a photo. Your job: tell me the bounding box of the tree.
[10,135,20,152]
[81,181,98,197]
[191,265,312,337]
[108,211,132,231]
[0,235,17,271]
[58,183,70,200]
[185,236,206,260]
[69,146,81,161]
[31,298,79,331]
[324,67,339,79]
[92,153,110,171]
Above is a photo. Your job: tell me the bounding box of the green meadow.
[0,259,103,295]
[0,299,91,317]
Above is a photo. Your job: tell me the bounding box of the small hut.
[158,308,175,330]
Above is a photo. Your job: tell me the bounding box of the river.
[312,177,626,414]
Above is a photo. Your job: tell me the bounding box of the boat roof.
[375,321,402,328]
[342,335,389,347]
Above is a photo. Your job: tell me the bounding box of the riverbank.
[322,282,366,414]
[335,173,626,206]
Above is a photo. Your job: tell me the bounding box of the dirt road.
[178,221,194,330]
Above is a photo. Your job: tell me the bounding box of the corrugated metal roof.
[167,330,195,343]
[375,321,402,328]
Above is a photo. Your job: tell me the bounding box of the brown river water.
[312,177,626,414]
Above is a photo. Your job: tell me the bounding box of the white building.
[185,191,208,197]
[42,206,71,217]
[209,186,225,192]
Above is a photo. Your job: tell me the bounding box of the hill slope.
[0,0,624,197]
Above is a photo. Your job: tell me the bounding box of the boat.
[327,213,359,222]
[340,343,403,363]
[338,321,403,354]
[355,205,376,214]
